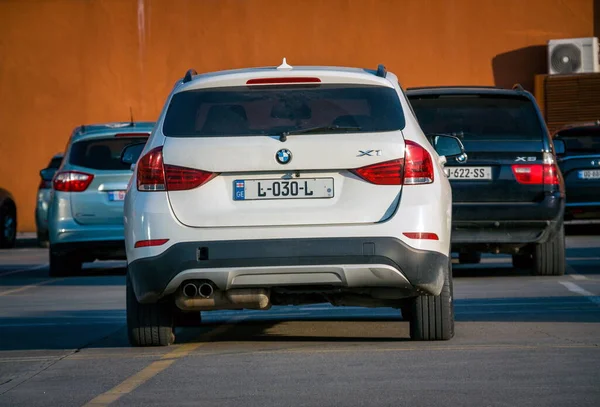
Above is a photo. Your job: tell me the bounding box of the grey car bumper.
[128,237,449,303]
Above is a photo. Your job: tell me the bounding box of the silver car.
[36,153,64,247]
[48,122,153,276]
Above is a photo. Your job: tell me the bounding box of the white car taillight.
[137,147,216,192]
[350,141,434,185]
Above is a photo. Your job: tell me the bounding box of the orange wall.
[0,0,595,232]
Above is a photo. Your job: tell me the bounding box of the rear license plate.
[578,170,600,179]
[108,191,126,201]
[234,178,334,201]
[447,167,492,180]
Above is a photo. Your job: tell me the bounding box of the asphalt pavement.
[0,233,599,407]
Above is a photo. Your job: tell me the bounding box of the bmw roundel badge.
[276,149,292,165]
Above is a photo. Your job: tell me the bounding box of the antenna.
[129,107,134,126]
[277,57,293,71]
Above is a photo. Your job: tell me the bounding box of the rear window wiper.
[278,125,362,142]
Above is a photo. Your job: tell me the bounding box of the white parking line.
[0,263,48,277]
[565,263,589,281]
[559,281,600,306]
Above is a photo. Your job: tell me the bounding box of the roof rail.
[376,64,387,78]
[183,69,197,83]
[512,83,525,91]
[405,85,500,91]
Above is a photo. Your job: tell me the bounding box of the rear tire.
[532,225,566,276]
[458,252,481,264]
[49,249,82,277]
[408,260,455,341]
[127,275,174,347]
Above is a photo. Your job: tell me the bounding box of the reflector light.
[134,239,169,248]
[246,77,321,85]
[53,171,94,192]
[402,232,439,240]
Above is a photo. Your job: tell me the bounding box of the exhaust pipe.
[182,283,198,298]
[176,288,271,311]
[198,283,214,299]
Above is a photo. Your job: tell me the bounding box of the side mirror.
[430,134,468,162]
[40,168,57,181]
[121,143,146,166]
[553,139,566,156]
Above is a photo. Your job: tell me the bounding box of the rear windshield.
[408,94,544,140]
[555,127,600,154]
[69,137,147,170]
[162,84,405,137]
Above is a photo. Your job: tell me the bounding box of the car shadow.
[2,292,599,352]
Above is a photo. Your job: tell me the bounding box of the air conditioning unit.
[548,37,599,75]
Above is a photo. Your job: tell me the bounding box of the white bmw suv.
[122,60,466,346]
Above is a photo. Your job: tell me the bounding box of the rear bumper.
[49,219,125,245]
[452,220,561,246]
[451,193,564,246]
[127,237,449,303]
[51,240,126,261]
[564,202,600,224]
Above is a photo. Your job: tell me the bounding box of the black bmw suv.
[406,85,566,276]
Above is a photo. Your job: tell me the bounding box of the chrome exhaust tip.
[198,283,214,299]
[182,283,198,298]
